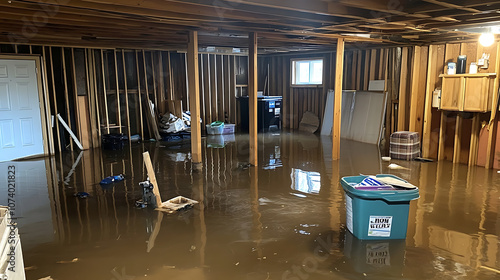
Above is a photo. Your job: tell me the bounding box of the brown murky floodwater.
[1,132,499,280]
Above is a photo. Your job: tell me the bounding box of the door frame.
[0,55,53,158]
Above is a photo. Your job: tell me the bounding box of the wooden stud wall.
[261,48,389,130]
[422,41,500,167]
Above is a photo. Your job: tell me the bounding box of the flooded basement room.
[1,133,499,280]
[4,2,500,279]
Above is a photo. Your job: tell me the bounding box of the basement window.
[291,58,323,86]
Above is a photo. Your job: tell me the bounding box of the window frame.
[290,57,324,88]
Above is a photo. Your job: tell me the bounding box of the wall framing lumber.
[249,32,258,166]
[332,38,344,160]
[187,30,202,164]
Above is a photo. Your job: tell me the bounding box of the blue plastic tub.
[341,174,419,240]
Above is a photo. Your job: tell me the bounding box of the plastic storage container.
[341,174,419,240]
[222,124,235,134]
[206,121,225,135]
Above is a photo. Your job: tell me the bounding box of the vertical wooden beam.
[486,43,500,169]
[158,51,166,114]
[121,50,132,141]
[41,47,55,155]
[101,50,110,134]
[332,38,345,160]
[409,46,429,139]
[363,50,370,90]
[135,51,144,140]
[397,47,409,131]
[249,32,258,166]
[71,48,90,150]
[202,54,212,124]
[453,115,462,163]
[49,47,62,152]
[91,50,101,146]
[210,55,218,122]
[438,111,447,160]
[422,45,444,158]
[167,51,174,100]
[113,49,122,133]
[61,48,74,151]
[151,52,158,113]
[469,114,480,166]
[188,30,202,165]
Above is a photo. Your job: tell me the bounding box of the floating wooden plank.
[142,151,162,208]
[333,38,345,160]
[249,32,258,166]
[188,30,202,164]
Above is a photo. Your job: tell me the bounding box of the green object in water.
[210,121,224,127]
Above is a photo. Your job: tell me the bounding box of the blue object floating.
[74,192,89,199]
[100,174,125,185]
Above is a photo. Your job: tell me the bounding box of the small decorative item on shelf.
[457,55,467,74]
[447,62,456,74]
[469,62,478,74]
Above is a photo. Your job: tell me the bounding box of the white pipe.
[57,113,84,150]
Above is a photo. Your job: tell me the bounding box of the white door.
[0,59,44,162]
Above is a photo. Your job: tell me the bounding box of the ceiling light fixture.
[479,32,495,47]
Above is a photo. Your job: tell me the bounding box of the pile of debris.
[159,112,192,134]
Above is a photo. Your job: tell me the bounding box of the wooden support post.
[486,43,500,169]
[333,38,345,160]
[142,151,162,207]
[49,47,63,152]
[151,52,158,114]
[409,46,429,140]
[397,47,409,131]
[168,51,174,100]
[121,50,132,141]
[158,51,166,114]
[453,115,462,163]
[61,48,74,151]
[101,49,110,134]
[72,48,90,150]
[135,51,144,140]
[438,111,447,160]
[249,32,258,166]
[422,45,440,158]
[91,49,101,146]
[41,47,55,155]
[113,49,122,133]
[469,114,480,166]
[188,30,202,165]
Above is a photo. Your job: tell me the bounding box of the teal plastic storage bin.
[341,174,419,240]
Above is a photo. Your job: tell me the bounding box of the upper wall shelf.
[438,73,497,112]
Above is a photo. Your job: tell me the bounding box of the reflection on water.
[0,133,499,279]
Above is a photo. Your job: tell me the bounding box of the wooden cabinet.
[439,73,496,112]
